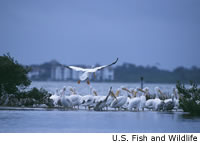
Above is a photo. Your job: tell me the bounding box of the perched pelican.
[121,87,134,110]
[127,88,143,111]
[105,89,118,110]
[63,58,118,84]
[110,88,127,110]
[60,86,73,108]
[94,87,112,111]
[174,88,180,110]
[145,99,155,110]
[140,87,149,111]
[163,88,177,111]
[67,86,83,109]
[50,89,60,106]
[153,87,164,111]
[82,87,98,110]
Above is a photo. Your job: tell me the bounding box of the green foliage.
[27,88,50,100]
[176,81,200,115]
[18,88,50,100]
[0,53,31,95]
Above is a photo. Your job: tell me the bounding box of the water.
[0,81,200,133]
[29,81,176,95]
[0,109,200,133]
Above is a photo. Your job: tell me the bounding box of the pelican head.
[154,87,160,93]
[92,89,98,96]
[55,88,59,94]
[131,88,138,97]
[143,87,149,93]
[63,86,66,91]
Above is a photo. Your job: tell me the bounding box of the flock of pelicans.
[50,86,180,111]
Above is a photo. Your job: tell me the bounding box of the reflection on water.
[0,110,199,133]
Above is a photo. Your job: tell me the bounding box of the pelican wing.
[93,58,118,72]
[63,65,87,72]
[63,58,118,73]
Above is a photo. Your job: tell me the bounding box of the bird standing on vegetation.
[63,58,118,85]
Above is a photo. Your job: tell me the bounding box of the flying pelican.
[63,58,118,84]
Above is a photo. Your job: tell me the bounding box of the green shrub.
[176,81,200,115]
[0,53,31,95]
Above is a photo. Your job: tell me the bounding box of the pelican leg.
[87,80,90,85]
[93,73,96,79]
[77,80,81,84]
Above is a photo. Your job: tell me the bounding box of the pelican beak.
[138,88,145,93]
[158,89,162,94]
[93,91,98,96]
[122,88,131,93]
[111,91,118,101]
[134,91,138,97]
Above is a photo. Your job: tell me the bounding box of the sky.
[0,0,200,70]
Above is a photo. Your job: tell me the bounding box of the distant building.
[63,68,72,80]
[102,67,114,81]
[27,70,40,79]
[72,70,80,80]
[55,66,62,80]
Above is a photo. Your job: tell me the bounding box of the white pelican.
[105,89,118,110]
[127,88,143,111]
[145,98,155,110]
[153,87,164,111]
[174,88,180,110]
[163,88,178,111]
[94,87,113,111]
[50,89,60,106]
[63,58,118,84]
[110,88,127,110]
[60,86,73,108]
[81,87,98,110]
[121,87,134,110]
[67,86,83,109]
[140,87,149,111]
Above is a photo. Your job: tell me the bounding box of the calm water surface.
[0,110,200,133]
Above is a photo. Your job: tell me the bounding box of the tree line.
[114,63,200,83]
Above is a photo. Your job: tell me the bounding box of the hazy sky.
[0,0,200,70]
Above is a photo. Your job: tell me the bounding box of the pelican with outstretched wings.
[63,58,118,84]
